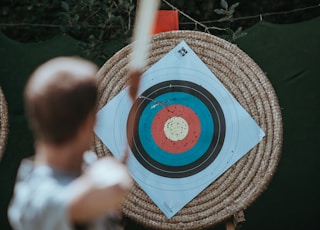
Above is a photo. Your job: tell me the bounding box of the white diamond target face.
[95,41,265,218]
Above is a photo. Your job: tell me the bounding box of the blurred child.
[8,57,132,230]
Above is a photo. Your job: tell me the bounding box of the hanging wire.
[177,2,320,25]
[0,23,62,27]
[161,0,226,32]
[0,2,319,29]
[233,3,320,22]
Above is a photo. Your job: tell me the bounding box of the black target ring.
[127,80,226,178]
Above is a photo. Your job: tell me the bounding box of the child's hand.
[67,157,132,223]
[87,157,132,190]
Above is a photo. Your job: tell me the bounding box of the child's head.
[24,57,98,146]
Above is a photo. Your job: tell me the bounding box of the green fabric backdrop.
[235,17,320,230]
[0,16,319,229]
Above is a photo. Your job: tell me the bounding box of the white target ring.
[164,116,189,141]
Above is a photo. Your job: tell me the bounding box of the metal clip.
[225,210,246,230]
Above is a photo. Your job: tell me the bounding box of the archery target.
[127,80,226,178]
[94,41,265,218]
[153,104,199,153]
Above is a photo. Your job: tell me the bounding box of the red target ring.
[151,105,200,153]
[127,80,226,178]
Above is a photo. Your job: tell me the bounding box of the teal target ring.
[127,80,226,178]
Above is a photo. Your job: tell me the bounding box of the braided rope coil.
[94,31,283,230]
[0,87,9,161]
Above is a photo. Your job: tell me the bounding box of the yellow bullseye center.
[163,116,189,141]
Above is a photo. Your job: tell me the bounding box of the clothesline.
[0,1,319,31]
[162,0,320,31]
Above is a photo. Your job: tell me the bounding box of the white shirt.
[8,158,122,230]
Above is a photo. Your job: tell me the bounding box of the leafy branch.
[0,0,247,60]
[214,0,247,42]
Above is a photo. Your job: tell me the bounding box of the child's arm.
[66,157,132,224]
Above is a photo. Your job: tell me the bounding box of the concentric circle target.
[95,30,283,230]
[152,104,200,153]
[127,80,226,178]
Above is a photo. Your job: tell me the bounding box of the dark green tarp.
[235,17,320,230]
[0,16,319,229]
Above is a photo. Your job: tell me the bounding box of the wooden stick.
[126,0,160,162]
[225,219,236,230]
[128,0,160,101]
[129,0,160,71]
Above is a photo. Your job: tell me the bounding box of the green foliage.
[0,0,137,62]
[55,0,135,44]
[164,0,246,42]
[222,27,247,43]
[0,0,136,56]
[1,0,247,44]
[213,0,246,42]
[1,0,318,59]
[214,1,239,22]
[220,0,228,10]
